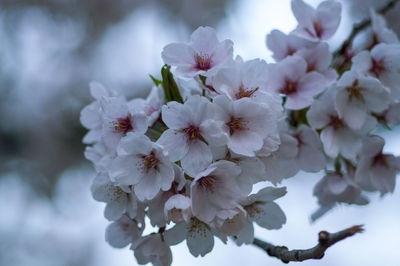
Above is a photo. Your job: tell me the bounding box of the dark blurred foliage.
[0,0,229,198]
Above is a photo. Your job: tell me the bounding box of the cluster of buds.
[80,0,400,264]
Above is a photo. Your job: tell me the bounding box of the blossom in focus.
[268,55,327,110]
[162,26,233,78]
[109,133,175,201]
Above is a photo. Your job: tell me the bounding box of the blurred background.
[0,0,399,265]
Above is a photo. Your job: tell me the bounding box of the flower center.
[226,117,248,135]
[141,151,159,172]
[313,21,323,38]
[372,152,388,167]
[369,58,386,78]
[345,80,365,103]
[329,115,344,130]
[195,53,212,70]
[244,201,265,217]
[281,80,298,95]
[235,86,259,99]
[113,116,133,135]
[197,175,216,193]
[183,125,201,140]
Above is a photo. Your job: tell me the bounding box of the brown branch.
[252,225,364,263]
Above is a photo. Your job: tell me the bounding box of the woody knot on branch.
[253,225,364,263]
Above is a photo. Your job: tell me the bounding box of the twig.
[333,0,400,57]
[252,225,364,263]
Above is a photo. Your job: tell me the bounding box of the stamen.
[345,80,365,103]
[235,86,259,99]
[195,53,212,70]
[281,80,298,95]
[197,175,216,193]
[182,125,201,140]
[112,116,133,135]
[369,58,386,78]
[226,117,248,135]
[329,115,344,130]
[140,150,159,172]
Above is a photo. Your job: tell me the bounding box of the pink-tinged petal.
[212,67,241,96]
[80,102,101,129]
[162,43,196,65]
[229,131,263,157]
[134,172,162,201]
[181,140,212,176]
[157,129,189,162]
[186,218,215,257]
[292,0,315,29]
[335,128,362,160]
[101,96,128,119]
[266,30,291,61]
[315,0,341,39]
[191,184,217,222]
[298,71,327,97]
[109,155,143,185]
[185,95,210,125]
[175,65,200,78]
[281,55,308,82]
[285,92,314,110]
[161,101,191,129]
[210,39,234,67]
[297,125,321,148]
[370,164,396,194]
[200,119,228,147]
[91,173,113,202]
[351,51,372,74]
[118,133,152,155]
[82,129,102,144]
[307,89,336,129]
[190,26,219,54]
[297,42,332,72]
[130,113,148,134]
[361,135,384,155]
[320,126,340,158]
[336,89,367,130]
[262,156,299,184]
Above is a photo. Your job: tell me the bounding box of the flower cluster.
[81,0,400,264]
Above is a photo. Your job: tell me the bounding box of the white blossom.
[109,133,175,201]
[355,135,400,195]
[157,95,227,176]
[268,55,327,110]
[291,0,341,42]
[162,26,233,78]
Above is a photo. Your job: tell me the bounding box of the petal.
[134,172,162,201]
[186,218,215,257]
[104,200,125,221]
[190,26,219,54]
[162,43,196,66]
[229,131,263,157]
[161,101,191,129]
[252,202,286,230]
[181,140,212,177]
[157,129,189,162]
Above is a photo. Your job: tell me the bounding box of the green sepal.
[161,65,183,103]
